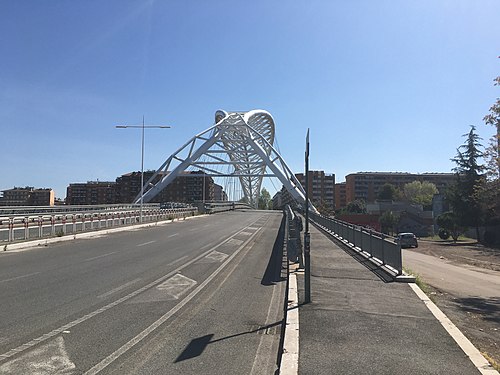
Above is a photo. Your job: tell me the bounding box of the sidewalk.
[294,222,486,375]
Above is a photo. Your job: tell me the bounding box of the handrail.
[308,210,402,275]
[0,207,198,244]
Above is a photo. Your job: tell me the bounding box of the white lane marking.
[240,231,252,236]
[280,273,299,375]
[0,272,40,284]
[85,252,116,262]
[409,283,498,374]
[156,274,197,299]
[0,336,76,374]
[168,233,179,238]
[196,251,229,264]
[136,241,156,247]
[0,219,264,362]
[84,226,264,375]
[200,243,212,250]
[98,279,142,299]
[227,238,244,246]
[250,278,280,375]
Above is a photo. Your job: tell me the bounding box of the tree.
[483,76,500,177]
[345,199,366,214]
[403,181,438,207]
[379,211,399,235]
[377,183,401,201]
[314,199,334,216]
[436,211,464,243]
[258,188,271,210]
[448,126,485,241]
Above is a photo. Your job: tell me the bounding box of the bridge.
[0,110,492,374]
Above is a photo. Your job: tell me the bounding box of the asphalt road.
[403,249,500,298]
[0,211,286,374]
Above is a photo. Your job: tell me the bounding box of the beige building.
[0,187,55,206]
[345,172,455,204]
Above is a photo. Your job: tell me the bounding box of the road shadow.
[261,215,286,286]
[453,296,500,324]
[174,321,283,363]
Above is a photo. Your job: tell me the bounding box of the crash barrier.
[285,205,303,265]
[309,211,402,275]
[0,207,198,243]
[201,201,253,214]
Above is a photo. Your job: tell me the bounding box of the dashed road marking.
[85,252,116,262]
[227,238,244,246]
[196,251,229,264]
[137,241,156,247]
[0,272,40,284]
[98,279,142,299]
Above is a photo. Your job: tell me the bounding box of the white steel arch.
[137,109,313,210]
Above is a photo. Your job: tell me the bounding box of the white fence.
[0,206,197,243]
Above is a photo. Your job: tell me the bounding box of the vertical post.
[140,116,145,224]
[304,128,311,304]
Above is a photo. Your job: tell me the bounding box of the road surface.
[0,211,285,374]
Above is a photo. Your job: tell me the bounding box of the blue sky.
[1,1,499,199]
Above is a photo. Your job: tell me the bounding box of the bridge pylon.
[136,109,312,210]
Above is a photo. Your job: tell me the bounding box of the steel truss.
[137,110,308,208]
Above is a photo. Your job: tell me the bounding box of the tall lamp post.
[116,117,170,223]
[304,128,311,303]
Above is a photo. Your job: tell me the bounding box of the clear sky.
[1,1,499,199]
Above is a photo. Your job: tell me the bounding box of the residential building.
[345,172,456,204]
[295,171,335,211]
[114,170,216,204]
[66,181,116,205]
[335,182,346,210]
[272,191,283,210]
[214,184,228,201]
[0,187,55,206]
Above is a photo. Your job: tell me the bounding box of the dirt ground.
[412,239,500,370]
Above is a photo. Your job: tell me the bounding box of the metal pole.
[115,122,171,221]
[140,116,145,223]
[304,128,311,304]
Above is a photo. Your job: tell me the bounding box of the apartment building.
[66,181,116,205]
[115,170,215,204]
[0,187,55,206]
[345,172,456,203]
[335,182,347,210]
[295,171,335,210]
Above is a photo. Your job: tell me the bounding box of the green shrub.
[438,228,450,240]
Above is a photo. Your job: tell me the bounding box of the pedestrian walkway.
[294,222,487,375]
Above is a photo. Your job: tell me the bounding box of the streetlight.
[304,128,311,303]
[116,116,170,223]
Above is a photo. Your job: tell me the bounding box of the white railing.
[0,207,198,243]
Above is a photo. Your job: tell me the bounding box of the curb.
[409,283,498,374]
[279,270,299,375]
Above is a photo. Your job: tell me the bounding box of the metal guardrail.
[201,201,253,214]
[309,211,402,275]
[285,205,303,265]
[0,207,198,244]
[0,203,160,217]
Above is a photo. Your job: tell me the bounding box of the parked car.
[396,232,418,248]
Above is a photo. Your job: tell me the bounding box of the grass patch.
[403,267,434,300]
[481,352,500,372]
[420,235,476,242]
